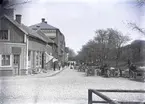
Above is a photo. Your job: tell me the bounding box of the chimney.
[42,18,45,22]
[15,14,22,24]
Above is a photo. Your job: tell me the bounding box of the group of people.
[77,59,139,78]
[95,64,120,77]
[53,62,62,71]
[67,62,75,66]
[77,63,121,77]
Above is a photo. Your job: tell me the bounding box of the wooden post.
[88,89,92,104]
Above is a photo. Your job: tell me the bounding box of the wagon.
[129,66,145,82]
[78,65,86,72]
[109,67,120,77]
[122,69,129,78]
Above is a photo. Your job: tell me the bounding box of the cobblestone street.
[0,67,145,104]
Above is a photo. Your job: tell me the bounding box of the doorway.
[42,53,44,69]
[13,54,20,75]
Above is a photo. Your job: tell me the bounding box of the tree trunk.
[115,48,120,68]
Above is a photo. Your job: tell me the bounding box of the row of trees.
[75,0,145,67]
[76,28,130,67]
[65,47,76,61]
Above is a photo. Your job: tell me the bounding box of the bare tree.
[76,28,130,67]
[0,0,30,9]
[94,29,109,65]
[66,47,76,61]
[5,0,31,9]
[112,32,130,67]
[128,22,145,35]
[127,0,145,35]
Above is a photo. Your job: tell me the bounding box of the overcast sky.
[14,0,145,53]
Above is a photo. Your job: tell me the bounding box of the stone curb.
[0,67,66,80]
[39,67,65,78]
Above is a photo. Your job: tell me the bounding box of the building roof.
[36,30,54,43]
[1,15,54,43]
[29,22,58,30]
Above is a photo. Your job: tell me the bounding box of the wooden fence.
[88,89,145,104]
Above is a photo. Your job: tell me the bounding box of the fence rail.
[88,89,145,104]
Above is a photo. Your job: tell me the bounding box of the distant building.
[29,18,66,64]
[0,14,54,76]
[119,40,145,64]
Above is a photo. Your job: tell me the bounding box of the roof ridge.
[29,22,58,30]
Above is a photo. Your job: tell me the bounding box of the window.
[0,30,9,40]
[39,52,42,65]
[36,51,39,66]
[1,55,10,66]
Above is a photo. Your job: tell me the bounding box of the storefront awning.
[45,52,53,63]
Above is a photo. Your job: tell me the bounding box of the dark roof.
[36,30,54,43]
[1,15,28,34]
[131,40,145,48]
[29,22,58,30]
[131,40,145,45]
[1,15,54,43]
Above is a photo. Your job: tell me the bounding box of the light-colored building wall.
[0,16,27,76]
[0,15,53,76]
[0,42,27,76]
[28,36,53,73]
[29,18,66,65]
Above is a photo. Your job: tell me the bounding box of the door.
[13,54,20,75]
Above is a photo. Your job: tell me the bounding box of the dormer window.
[0,30,9,41]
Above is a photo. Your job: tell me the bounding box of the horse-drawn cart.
[85,66,95,76]
[129,66,145,81]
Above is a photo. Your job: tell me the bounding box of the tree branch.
[128,22,145,35]
[4,0,31,9]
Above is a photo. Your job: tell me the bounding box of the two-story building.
[0,14,54,76]
[29,18,66,65]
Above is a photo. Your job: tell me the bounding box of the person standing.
[58,62,61,70]
[53,62,56,71]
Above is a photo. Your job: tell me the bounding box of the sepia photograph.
[0,0,145,104]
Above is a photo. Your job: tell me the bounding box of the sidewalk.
[0,67,67,80]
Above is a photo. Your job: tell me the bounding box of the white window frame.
[0,54,12,67]
[0,30,10,41]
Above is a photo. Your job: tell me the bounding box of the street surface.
[0,67,145,104]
